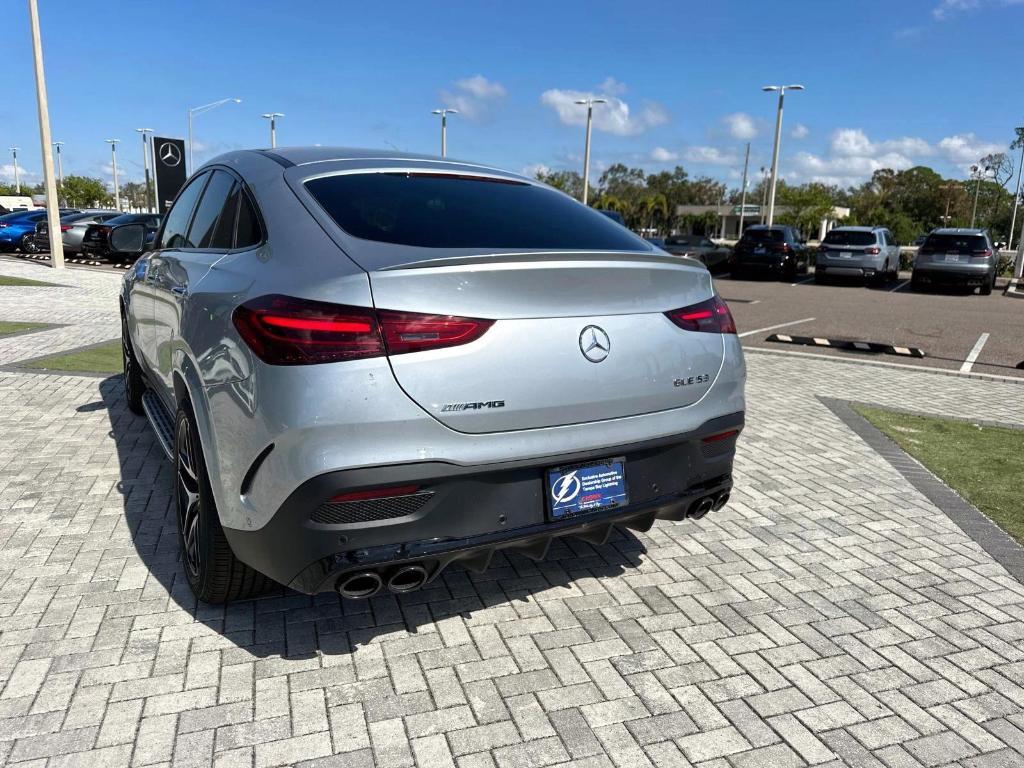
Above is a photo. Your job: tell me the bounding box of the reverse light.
[665,295,737,334]
[233,294,493,365]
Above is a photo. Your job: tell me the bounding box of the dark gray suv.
[911,228,998,295]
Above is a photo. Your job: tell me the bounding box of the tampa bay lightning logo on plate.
[551,471,582,505]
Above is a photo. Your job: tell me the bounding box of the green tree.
[60,176,112,209]
[534,169,589,201]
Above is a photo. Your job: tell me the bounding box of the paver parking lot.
[3,260,1024,767]
[718,272,1024,379]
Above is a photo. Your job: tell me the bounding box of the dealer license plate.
[546,458,628,520]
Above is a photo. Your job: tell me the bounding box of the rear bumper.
[913,266,991,286]
[223,411,743,594]
[733,256,787,273]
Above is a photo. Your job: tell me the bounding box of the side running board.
[141,390,175,461]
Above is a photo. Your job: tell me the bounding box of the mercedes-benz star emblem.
[579,325,611,363]
[159,142,182,167]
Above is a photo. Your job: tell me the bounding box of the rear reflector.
[665,295,737,334]
[702,429,739,443]
[329,485,421,503]
[233,294,493,365]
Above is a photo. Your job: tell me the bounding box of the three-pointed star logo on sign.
[579,325,611,363]
[158,142,182,167]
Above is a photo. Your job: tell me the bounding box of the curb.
[1005,277,1024,299]
[821,397,1024,584]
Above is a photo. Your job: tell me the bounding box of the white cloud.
[684,146,739,165]
[936,133,1004,165]
[790,123,809,140]
[650,147,679,162]
[0,163,35,186]
[439,74,506,120]
[522,163,550,179]
[723,112,758,140]
[933,0,1024,19]
[598,77,628,96]
[540,82,669,136]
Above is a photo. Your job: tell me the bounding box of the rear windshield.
[741,228,784,243]
[921,234,988,253]
[823,230,876,246]
[305,172,648,250]
[665,235,701,246]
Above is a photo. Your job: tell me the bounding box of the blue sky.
[3,0,1022,192]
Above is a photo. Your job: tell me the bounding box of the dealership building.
[678,203,851,241]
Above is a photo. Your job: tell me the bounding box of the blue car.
[0,210,48,252]
[0,209,79,253]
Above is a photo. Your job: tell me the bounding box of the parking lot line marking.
[889,279,911,293]
[959,333,990,373]
[791,276,815,286]
[737,317,815,338]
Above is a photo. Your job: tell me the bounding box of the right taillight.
[665,295,737,335]
[232,294,493,365]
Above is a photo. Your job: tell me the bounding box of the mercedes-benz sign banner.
[152,137,187,214]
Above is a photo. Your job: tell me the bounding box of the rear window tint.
[921,234,988,253]
[823,230,876,246]
[741,228,784,243]
[305,172,647,250]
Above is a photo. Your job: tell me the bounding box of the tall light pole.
[260,112,284,148]
[737,142,751,239]
[187,97,241,172]
[26,0,64,268]
[136,128,153,213]
[574,98,607,205]
[52,141,64,188]
[762,84,804,226]
[1008,131,1024,250]
[9,147,20,194]
[970,163,989,229]
[106,139,121,211]
[431,108,458,158]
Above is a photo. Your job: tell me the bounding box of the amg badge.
[673,374,710,387]
[441,400,506,412]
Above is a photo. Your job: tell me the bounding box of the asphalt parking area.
[717,271,1024,379]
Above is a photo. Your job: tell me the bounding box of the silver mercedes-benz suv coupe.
[117,148,746,603]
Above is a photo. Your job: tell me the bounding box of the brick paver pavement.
[2,260,1024,767]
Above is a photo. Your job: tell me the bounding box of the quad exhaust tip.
[712,491,730,511]
[386,565,427,593]
[690,497,715,519]
[336,571,383,599]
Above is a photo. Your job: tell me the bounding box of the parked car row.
[0,207,163,261]
[644,223,999,297]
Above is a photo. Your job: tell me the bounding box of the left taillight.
[232,294,493,365]
[665,295,737,335]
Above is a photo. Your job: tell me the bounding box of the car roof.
[745,224,786,230]
[828,226,878,232]
[930,228,985,235]
[211,147,529,183]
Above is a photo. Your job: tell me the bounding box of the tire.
[911,272,925,292]
[19,234,37,254]
[979,271,994,296]
[814,269,827,284]
[121,317,145,416]
[174,405,271,604]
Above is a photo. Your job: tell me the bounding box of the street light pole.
[1008,134,1024,250]
[52,141,63,188]
[762,84,804,226]
[970,164,987,229]
[9,148,20,193]
[26,0,63,268]
[106,139,121,211]
[737,142,751,238]
[574,97,607,205]
[187,97,242,172]
[431,108,458,158]
[260,113,284,148]
[136,128,153,213]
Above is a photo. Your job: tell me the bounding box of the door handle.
[171,286,187,296]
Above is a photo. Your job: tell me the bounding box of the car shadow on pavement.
[91,375,640,660]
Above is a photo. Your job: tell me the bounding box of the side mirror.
[110,223,148,255]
